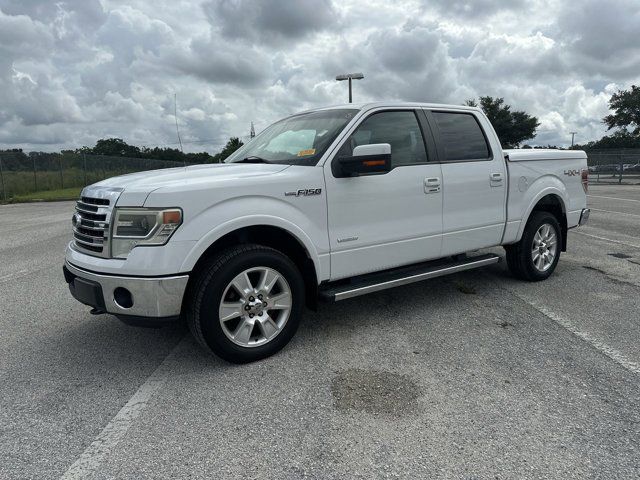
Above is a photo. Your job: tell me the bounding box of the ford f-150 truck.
[64,102,590,363]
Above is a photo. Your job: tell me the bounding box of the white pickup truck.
[64,102,590,363]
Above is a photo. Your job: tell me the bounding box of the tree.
[603,85,640,135]
[217,137,244,162]
[91,138,141,157]
[76,136,243,163]
[573,130,640,151]
[465,96,540,148]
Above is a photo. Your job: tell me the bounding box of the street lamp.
[336,73,364,103]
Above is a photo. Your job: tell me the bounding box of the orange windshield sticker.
[297,148,316,157]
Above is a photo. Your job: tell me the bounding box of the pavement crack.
[581,265,640,289]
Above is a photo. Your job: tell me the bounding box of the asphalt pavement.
[1,184,639,479]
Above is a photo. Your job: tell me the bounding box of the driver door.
[323,109,443,280]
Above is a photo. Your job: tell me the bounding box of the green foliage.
[465,96,540,148]
[217,137,244,162]
[91,138,142,157]
[73,136,244,164]
[4,187,83,204]
[573,129,640,150]
[0,136,246,200]
[522,144,563,149]
[603,85,640,135]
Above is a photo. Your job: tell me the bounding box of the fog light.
[113,287,133,309]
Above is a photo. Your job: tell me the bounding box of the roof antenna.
[174,93,185,166]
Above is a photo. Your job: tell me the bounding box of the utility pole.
[250,122,255,139]
[570,131,577,147]
[336,73,364,103]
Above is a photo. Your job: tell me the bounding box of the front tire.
[505,211,562,282]
[186,244,305,363]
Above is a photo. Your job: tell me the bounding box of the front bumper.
[63,261,189,324]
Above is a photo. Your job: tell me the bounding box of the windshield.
[226,109,358,166]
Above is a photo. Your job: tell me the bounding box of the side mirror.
[335,143,392,177]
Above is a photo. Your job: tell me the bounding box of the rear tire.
[185,244,305,363]
[504,211,562,282]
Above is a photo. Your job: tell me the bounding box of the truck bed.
[502,148,588,245]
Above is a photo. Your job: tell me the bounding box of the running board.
[319,253,501,302]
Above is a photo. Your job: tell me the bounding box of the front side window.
[337,111,428,167]
[226,109,357,166]
[432,112,490,161]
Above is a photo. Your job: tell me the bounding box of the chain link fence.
[586,149,640,185]
[0,152,200,201]
[2,148,639,201]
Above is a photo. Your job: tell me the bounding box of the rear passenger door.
[425,109,507,256]
[324,109,443,280]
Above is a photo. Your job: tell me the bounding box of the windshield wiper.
[235,156,271,164]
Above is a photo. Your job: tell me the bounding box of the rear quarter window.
[433,112,491,161]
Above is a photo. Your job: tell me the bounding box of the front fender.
[176,196,329,282]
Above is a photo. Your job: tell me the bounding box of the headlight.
[111,208,182,258]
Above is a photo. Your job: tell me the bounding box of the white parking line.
[590,208,640,217]
[591,208,640,217]
[0,269,30,283]
[505,288,640,376]
[572,231,640,249]
[588,194,640,203]
[60,335,187,480]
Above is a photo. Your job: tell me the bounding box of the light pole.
[336,73,364,103]
[570,131,577,147]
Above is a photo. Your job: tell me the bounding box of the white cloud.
[0,0,639,152]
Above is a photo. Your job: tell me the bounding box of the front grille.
[81,196,110,206]
[73,196,111,256]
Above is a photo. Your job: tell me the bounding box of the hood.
[86,163,290,206]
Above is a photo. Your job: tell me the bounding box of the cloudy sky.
[0,0,638,153]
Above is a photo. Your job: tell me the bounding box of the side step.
[319,253,501,302]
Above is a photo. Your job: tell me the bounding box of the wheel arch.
[182,222,321,310]
[518,191,568,251]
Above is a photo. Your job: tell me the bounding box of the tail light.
[581,168,588,193]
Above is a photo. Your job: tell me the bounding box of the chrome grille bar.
[73,234,104,247]
[76,222,104,232]
[76,205,105,215]
[73,226,105,240]
[76,201,101,212]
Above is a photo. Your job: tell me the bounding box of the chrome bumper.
[64,261,189,319]
[579,208,590,226]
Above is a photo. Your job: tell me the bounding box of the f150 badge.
[285,188,322,197]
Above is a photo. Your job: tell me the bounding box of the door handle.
[424,177,440,194]
[490,172,503,187]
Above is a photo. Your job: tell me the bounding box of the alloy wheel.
[531,223,557,272]
[218,266,292,347]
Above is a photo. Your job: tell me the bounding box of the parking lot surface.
[1,184,639,479]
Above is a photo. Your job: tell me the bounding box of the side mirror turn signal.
[335,143,392,177]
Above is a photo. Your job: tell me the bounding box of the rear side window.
[432,112,490,161]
